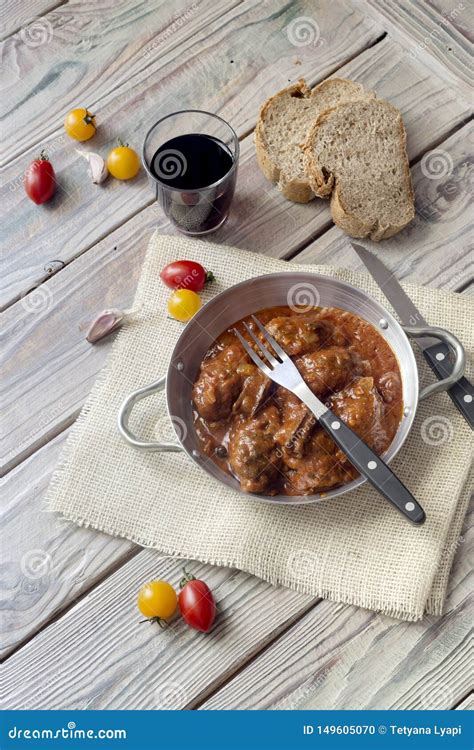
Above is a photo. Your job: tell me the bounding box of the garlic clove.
[86,306,138,343]
[76,149,108,184]
[86,308,124,343]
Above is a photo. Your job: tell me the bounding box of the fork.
[234,315,425,525]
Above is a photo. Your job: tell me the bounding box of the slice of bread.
[304,98,415,240]
[255,78,374,203]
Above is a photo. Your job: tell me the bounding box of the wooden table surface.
[1,0,472,710]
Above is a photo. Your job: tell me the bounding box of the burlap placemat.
[46,233,473,621]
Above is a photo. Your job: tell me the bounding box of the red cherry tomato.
[160,260,214,292]
[178,569,216,633]
[24,151,56,205]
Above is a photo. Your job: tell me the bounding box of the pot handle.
[117,375,184,452]
[403,325,465,401]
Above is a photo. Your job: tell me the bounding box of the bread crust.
[255,80,312,202]
[303,100,415,241]
[255,78,371,204]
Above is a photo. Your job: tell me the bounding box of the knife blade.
[351,243,473,430]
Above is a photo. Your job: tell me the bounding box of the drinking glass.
[142,110,239,235]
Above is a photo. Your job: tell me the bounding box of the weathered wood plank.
[0,189,306,472]
[201,499,473,710]
[365,0,473,85]
[0,429,136,658]
[13,20,474,309]
[2,554,315,708]
[1,0,241,163]
[1,207,160,473]
[3,119,472,473]
[0,0,63,41]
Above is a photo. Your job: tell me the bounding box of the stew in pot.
[192,306,403,496]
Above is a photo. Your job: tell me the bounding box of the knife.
[351,243,473,430]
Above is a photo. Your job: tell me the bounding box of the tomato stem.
[179,567,196,589]
[117,138,129,148]
[205,271,215,284]
[38,149,49,161]
[83,109,95,125]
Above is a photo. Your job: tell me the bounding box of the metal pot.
[118,272,465,505]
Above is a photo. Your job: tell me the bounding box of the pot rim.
[165,271,419,505]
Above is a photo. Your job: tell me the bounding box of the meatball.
[295,347,363,397]
[377,370,402,404]
[284,429,353,495]
[232,364,272,417]
[265,312,333,356]
[228,406,281,494]
[192,343,246,422]
[330,376,388,452]
[273,388,316,457]
[314,308,351,347]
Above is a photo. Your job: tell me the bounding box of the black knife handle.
[423,342,474,430]
[319,409,426,525]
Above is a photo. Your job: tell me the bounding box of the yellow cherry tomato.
[107,143,140,180]
[137,580,177,620]
[64,108,96,141]
[167,289,202,322]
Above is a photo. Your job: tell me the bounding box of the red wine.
[150,133,237,234]
[151,134,233,189]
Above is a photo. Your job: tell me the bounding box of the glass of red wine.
[143,110,239,235]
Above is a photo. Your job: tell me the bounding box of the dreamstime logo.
[20,400,67,451]
[143,2,199,58]
[278,666,331,709]
[153,149,187,181]
[275,415,316,459]
[154,415,187,443]
[420,682,454,709]
[407,311,424,326]
[20,578,43,595]
[421,149,454,180]
[408,1,465,61]
[420,415,453,446]
[286,16,322,47]
[287,549,319,582]
[20,549,53,579]
[21,284,54,315]
[155,681,187,709]
[20,17,54,47]
[287,282,320,312]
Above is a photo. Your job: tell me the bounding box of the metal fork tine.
[233,329,272,374]
[250,315,288,360]
[242,321,280,368]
